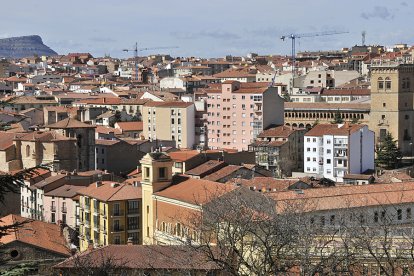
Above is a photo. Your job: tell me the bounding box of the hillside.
[0,35,58,58]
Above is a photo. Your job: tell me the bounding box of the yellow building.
[78,181,141,251]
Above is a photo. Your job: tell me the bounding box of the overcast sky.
[1,0,412,58]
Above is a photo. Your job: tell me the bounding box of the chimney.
[127,237,134,246]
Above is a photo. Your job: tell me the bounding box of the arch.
[299,123,304,128]
[285,123,291,126]
[385,77,391,90]
[377,77,384,90]
[25,145,30,157]
[292,123,298,128]
[306,124,312,130]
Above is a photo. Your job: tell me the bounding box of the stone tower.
[140,152,173,245]
[369,63,414,156]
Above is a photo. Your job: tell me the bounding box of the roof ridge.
[107,183,127,201]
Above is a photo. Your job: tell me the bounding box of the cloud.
[361,6,394,20]
[401,1,408,6]
[171,30,241,40]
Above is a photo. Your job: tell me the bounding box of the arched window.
[378,77,384,90]
[385,77,391,90]
[26,145,30,157]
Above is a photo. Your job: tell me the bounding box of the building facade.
[143,101,195,149]
[303,124,375,182]
[206,81,284,151]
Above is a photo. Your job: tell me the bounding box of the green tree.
[351,116,360,124]
[331,110,343,124]
[375,133,403,169]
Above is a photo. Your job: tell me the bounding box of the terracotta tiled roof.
[0,214,70,256]
[78,181,141,202]
[54,245,221,270]
[258,125,297,138]
[47,118,96,129]
[0,132,18,150]
[115,121,143,132]
[269,182,414,212]
[168,150,201,162]
[144,101,193,108]
[95,139,120,146]
[185,160,226,177]
[155,178,235,205]
[305,123,366,137]
[343,174,374,180]
[230,177,297,192]
[203,165,242,182]
[95,125,122,135]
[45,184,87,198]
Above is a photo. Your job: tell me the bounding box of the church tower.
[140,152,173,245]
[369,64,414,156]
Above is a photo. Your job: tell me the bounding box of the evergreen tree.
[332,110,344,124]
[375,133,403,169]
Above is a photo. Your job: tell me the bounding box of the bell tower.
[140,152,173,244]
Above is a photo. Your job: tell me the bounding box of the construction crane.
[278,30,349,92]
[123,43,178,81]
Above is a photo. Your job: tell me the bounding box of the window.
[383,103,386,107]
[51,213,55,223]
[398,209,402,220]
[378,77,384,89]
[144,167,150,179]
[326,140,331,144]
[407,208,412,219]
[312,138,316,142]
[26,145,30,157]
[385,77,391,90]
[114,235,120,244]
[330,215,335,225]
[374,211,379,223]
[307,138,310,142]
[327,149,331,154]
[313,148,316,152]
[307,157,310,161]
[327,159,331,164]
[307,148,310,152]
[159,167,166,179]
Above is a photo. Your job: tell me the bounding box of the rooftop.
[77,181,141,202]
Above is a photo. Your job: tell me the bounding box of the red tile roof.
[54,245,221,270]
[47,118,96,129]
[258,125,297,138]
[305,123,366,137]
[168,150,201,162]
[155,178,235,205]
[0,214,70,256]
[115,121,143,132]
[78,181,141,201]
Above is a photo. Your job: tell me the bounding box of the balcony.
[334,143,348,148]
[82,204,91,212]
[253,103,263,113]
[100,211,107,218]
[84,220,91,228]
[93,223,100,232]
[61,206,67,213]
[127,208,139,216]
[112,211,124,217]
[378,119,389,126]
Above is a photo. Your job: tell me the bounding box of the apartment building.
[206,81,284,151]
[78,181,142,251]
[303,123,375,182]
[143,101,195,149]
[249,126,306,176]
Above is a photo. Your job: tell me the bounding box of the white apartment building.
[303,123,375,182]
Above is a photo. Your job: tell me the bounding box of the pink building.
[206,81,284,151]
[43,185,85,230]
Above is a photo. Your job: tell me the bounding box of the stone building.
[47,118,96,171]
[369,63,414,156]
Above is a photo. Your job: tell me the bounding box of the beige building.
[369,63,414,156]
[143,101,195,149]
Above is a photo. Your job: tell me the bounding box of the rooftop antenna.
[362,31,366,46]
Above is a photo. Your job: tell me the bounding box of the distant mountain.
[0,35,58,58]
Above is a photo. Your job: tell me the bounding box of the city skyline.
[1,0,413,58]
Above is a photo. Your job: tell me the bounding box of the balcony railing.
[61,207,67,213]
[112,226,124,233]
[100,211,107,218]
[50,206,56,212]
[112,211,124,217]
[128,208,139,215]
